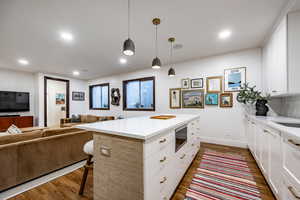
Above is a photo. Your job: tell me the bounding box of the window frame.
[89,83,110,110]
[123,76,155,111]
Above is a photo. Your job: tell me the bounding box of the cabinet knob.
[288,186,300,199]
[288,139,300,147]
[160,176,167,184]
[180,154,186,159]
[160,156,167,163]
[159,138,167,143]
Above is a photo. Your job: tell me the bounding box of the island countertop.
[76,114,199,140]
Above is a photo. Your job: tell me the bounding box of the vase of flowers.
[237,83,270,116]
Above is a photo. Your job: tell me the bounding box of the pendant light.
[152,18,161,69]
[123,0,135,56]
[168,37,175,76]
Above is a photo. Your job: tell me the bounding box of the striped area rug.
[185,150,262,200]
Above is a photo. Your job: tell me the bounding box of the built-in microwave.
[175,125,187,152]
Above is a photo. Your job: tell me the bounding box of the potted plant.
[237,83,270,116]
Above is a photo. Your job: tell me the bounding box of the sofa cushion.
[0,130,42,145]
[42,127,81,137]
[79,115,88,123]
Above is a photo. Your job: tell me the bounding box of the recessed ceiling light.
[218,30,232,39]
[60,31,74,42]
[119,58,127,64]
[73,70,80,76]
[18,58,29,66]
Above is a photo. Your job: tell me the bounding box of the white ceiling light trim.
[218,29,232,39]
[18,58,29,66]
[60,31,74,42]
[73,70,80,76]
[119,58,127,64]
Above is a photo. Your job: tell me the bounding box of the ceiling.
[0,0,288,80]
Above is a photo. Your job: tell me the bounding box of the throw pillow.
[7,124,22,134]
[71,114,81,123]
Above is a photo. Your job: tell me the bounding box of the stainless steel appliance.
[175,125,187,152]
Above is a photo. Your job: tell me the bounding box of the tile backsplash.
[269,95,300,119]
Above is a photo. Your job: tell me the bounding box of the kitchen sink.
[275,122,300,128]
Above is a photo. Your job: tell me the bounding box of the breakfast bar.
[77,114,201,200]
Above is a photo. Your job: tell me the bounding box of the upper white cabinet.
[262,11,300,96]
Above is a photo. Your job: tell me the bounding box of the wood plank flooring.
[9,143,275,200]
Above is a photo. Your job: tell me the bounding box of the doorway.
[44,76,70,127]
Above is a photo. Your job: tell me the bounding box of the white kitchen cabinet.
[281,173,300,200]
[260,128,270,175]
[265,128,282,197]
[262,11,300,96]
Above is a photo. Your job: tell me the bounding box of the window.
[89,83,109,110]
[123,77,155,111]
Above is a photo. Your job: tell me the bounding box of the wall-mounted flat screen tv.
[0,91,30,112]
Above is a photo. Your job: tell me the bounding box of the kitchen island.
[77,114,201,200]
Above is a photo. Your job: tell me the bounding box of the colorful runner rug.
[185,150,262,200]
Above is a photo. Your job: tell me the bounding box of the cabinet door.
[268,128,282,196]
[260,129,270,175]
[249,121,256,154]
[264,17,288,96]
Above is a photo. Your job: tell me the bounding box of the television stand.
[0,116,33,132]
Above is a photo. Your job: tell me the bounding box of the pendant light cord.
[128,0,130,38]
[170,40,173,67]
[155,25,158,57]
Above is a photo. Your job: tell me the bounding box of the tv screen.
[0,91,30,112]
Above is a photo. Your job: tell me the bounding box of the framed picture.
[182,89,204,109]
[191,78,203,88]
[72,92,85,101]
[220,93,233,107]
[206,76,223,93]
[169,88,181,109]
[205,93,219,105]
[224,67,246,92]
[181,78,190,89]
[56,93,65,105]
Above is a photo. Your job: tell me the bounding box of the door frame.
[44,76,70,127]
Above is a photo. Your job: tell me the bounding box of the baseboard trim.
[200,137,248,148]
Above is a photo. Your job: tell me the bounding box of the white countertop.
[247,114,300,139]
[76,114,199,140]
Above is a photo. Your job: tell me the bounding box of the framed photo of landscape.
[220,93,233,107]
[224,67,246,92]
[191,78,203,88]
[205,93,219,105]
[181,89,204,109]
[206,76,222,93]
[169,88,181,109]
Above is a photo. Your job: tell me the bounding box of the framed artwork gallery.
[224,67,246,92]
[181,78,190,89]
[169,88,181,109]
[220,93,233,107]
[181,89,204,109]
[205,93,219,105]
[191,78,203,88]
[206,76,222,93]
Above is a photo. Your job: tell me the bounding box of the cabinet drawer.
[144,143,173,176]
[282,173,300,200]
[144,130,174,158]
[283,137,300,185]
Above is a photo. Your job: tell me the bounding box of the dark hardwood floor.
[9,143,275,200]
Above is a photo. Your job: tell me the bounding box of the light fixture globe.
[168,67,175,77]
[152,57,161,69]
[123,38,135,56]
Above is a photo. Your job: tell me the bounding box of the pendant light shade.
[123,38,135,56]
[152,18,161,69]
[168,37,175,77]
[152,57,161,69]
[123,0,135,56]
[168,67,175,76]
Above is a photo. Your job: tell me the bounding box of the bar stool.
[79,140,93,195]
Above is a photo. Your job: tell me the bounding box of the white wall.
[36,73,88,126]
[88,48,262,147]
[0,69,36,117]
